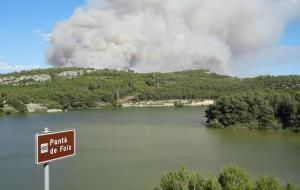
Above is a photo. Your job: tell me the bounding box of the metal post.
[44,163,49,190]
[43,128,49,190]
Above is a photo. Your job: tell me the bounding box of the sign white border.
[35,129,76,165]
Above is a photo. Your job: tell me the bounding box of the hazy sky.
[0,0,299,76]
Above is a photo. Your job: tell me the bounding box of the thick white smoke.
[46,0,300,74]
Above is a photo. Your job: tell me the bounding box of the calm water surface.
[0,107,299,190]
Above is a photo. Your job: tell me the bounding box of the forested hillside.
[0,68,299,118]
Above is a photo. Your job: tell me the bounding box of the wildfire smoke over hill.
[46,0,300,74]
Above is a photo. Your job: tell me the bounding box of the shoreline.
[120,99,214,108]
[0,99,215,115]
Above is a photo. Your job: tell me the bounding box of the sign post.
[36,128,76,190]
[43,128,50,190]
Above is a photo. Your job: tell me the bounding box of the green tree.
[285,182,300,190]
[276,96,297,129]
[0,96,4,109]
[155,164,299,190]
[7,97,26,113]
[159,166,202,190]
[202,175,222,190]
[255,98,278,130]
[255,176,282,190]
[218,163,253,190]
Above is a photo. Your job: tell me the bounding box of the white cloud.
[231,46,300,76]
[33,30,52,43]
[0,62,42,74]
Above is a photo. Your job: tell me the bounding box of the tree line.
[205,92,300,132]
[154,163,300,190]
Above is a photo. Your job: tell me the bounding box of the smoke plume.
[46,0,300,74]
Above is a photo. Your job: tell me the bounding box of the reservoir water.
[0,107,299,190]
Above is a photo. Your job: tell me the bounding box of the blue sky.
[279,19,300,46]
[0,0,299,76]
[0,0,85,72]
[232,17,300,76]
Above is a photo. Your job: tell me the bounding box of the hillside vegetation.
[0,68,300,131]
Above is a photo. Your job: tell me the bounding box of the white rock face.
[26,103,48,113]
[2,105,16,113]
[0,74,51,85]
[47,109,63,113]
[188,100,215,106]
[57,69,95,78]
[122,99,215,107]
[57,70,84,78]
[0,69,96,85]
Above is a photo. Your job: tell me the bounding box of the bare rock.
[26,103,48,113]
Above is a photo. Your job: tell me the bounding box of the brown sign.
[35,129,76,164]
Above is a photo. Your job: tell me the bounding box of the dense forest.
[0,68,300,131]
[0,68,236,112]
[205,93,300,132]
[154,164,300,190]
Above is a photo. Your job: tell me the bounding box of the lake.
[0,107,299,190]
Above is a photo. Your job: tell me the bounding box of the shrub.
[43,100,62,109]
[209,119,225,128]
[285,182,300,190]
[159,166,202,190]
[174,101,184,108]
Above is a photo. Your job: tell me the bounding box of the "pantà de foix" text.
[49,137,72,154]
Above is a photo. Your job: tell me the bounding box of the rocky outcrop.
[121,99,214,107]
[2,105,16,113]
[58,70,84,78]
[188,100,215,106]
[0,74,51,85]
[47,109,63,113]
[26,103,48,113]
[0,69,96,85]
[57,69,94,79]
